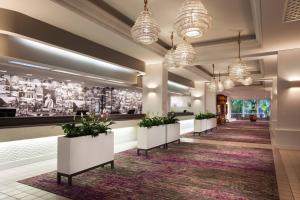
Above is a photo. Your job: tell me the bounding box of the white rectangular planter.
[137,125,166,150]
[57,133,114,176]
[166,123,180,143]
[206,118,217,130]
[194,119,207,132]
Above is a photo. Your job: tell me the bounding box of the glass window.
[258,99,271,119]
[231,99,243,119]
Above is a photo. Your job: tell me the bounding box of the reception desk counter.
[0,114,145,128]
[0,113,195,170]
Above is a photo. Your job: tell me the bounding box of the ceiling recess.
[283,0,300,23]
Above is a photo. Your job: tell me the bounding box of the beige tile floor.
[0,136,299,200]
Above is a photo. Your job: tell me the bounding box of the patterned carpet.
[183,120,271,144]
[19,142,278,200]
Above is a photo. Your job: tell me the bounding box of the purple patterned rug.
[19,143,278,200]
[184,121,271,144]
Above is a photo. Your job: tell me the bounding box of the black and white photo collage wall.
[0,74,142,117]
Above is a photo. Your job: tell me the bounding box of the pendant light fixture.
[174,37,196,66]
[217,72,224,92]
[241,76,253,86]
[229,32,251,83]
[174,0,212,38]
[207,64,217,92]
[223,66,235,89]
[163,32,177,69]
[131,0,160,45]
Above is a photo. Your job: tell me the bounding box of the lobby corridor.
[181,121,300,200]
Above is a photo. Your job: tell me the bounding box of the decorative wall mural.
[0,74,142,117]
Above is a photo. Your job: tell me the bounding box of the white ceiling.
[103,0,255,45]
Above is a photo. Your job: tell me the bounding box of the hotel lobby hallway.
[181,120,300,200]
[0,121,299,200]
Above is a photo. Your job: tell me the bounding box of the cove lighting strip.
[8,60,125,84]
[18,37,135,74]
[168,81,190,90]
[9,61,51,70]
[52,69,82,76]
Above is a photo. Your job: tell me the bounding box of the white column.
[190,81,205,114]
[227,97,232,121]
[205,84,216,114]
[275,49,300,149]
[142,63,168,116]
[270,77,278,130]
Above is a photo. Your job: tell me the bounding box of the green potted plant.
[57,116,114,185]
[194,112,207,134]
[162,112,180,147]
[205,112,217,130]
[249,104,257,122]
[137,115,166,156]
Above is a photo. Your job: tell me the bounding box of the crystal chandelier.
[163,32,177,69]
[217,73,224,92]
[207,64,217,92]
[174,0,212,38]
[241,76,253,86]
[223,66,235,89]
[174,37,196,66]
[229,32,251,83]
[131,0,160,45]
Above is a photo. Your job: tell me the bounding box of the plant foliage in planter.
[195,113,207,120]
[138,116,164,128]
[206,112,216,119]
[195,112,216,119]
[162,112,179,124]
[62,116,113,138]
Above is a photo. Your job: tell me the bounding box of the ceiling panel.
[103,0,255,45]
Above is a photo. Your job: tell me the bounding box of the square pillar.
[275,49,300,148]
[142,64,168,115]
[190,81,205,114]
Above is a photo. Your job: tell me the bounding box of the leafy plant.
[162,112,179,124]
[205,112,216,119]
[195,112,216,119]
[195,113,207,120]
[62,115,113,138]
[138,115,164,128]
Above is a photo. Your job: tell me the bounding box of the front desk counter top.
[0,113,195,142]
[0,114,144,142]
[0,114,145,128]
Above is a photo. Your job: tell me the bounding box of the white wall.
[170,96,192,112]
[274,49,300,149]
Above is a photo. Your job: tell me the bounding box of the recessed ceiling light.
[26,74,33,76]
[0,70,7,73]
[48,77,53,80]
[66,80,71,82]
[9,61,51,70]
